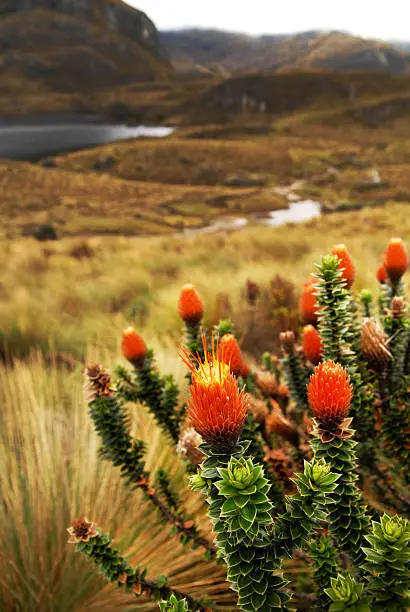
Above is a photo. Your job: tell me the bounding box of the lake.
[0,118,173,160]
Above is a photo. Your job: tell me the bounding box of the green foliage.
[216,457,273,543]
[89,394,148,487]
[315,256,371,436]
[362,513,410,610]
[73,529,204,610]
[74,530,146,594]
[280,351,309,413]
[384,307,407,391]
[159,593,189,612]
[89,387,214,559]
[311,432,370,565]
[184,321,204,365]
[117,349,181,443]
[115,364,142,403]
[358,289,373,318]
[156,469,182,514]
[214,319,234,340]
[325,572,371,611]
[240,414,283,506]
[197,445,290,611]
[379,295,410,468]
[381,395,410,468]
[272,459,340,558]
[309,535,340,611]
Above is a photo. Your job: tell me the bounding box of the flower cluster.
[69,237,409,612]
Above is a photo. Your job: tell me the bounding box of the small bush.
[33,224,58,241]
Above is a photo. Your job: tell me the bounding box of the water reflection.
[264,200,321,226]
[0,123,174,160]
[183,200,321,236]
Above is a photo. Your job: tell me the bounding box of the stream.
[183,200,321,235]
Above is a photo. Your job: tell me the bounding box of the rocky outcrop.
[0,0,167,60]
[0,0,171,91]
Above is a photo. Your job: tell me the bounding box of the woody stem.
[140,483,217,558]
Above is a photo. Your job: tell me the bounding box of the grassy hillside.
[178,71,410,124]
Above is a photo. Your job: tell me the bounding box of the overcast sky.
[127,0,408,41]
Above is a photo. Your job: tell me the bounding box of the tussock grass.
[0,353,232,611]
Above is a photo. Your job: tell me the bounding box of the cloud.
[128,0,409,41]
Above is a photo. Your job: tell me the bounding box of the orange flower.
[332,244,355,289]
[383,238,409,283]
[178,284,204,326]
[121,327,147,367]
[303,325,323,365]
[217,333,242,377]
[299,280,318,324]
[181,336,248,449]
[376,264,388,284]
[307,361,352,425]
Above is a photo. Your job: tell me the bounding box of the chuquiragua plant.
[69,238,410,611]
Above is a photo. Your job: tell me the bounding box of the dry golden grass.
[53,137,295,185]
[1,201,409,360]
[0,351,233,611]
[0,161,286,238]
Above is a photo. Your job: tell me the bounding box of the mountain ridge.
[161,28,410,75]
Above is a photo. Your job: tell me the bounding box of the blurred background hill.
[161,28,410,75]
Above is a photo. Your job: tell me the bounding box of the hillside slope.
[0,0,171,95]
[177,71,410,124]
[161,29,410,75]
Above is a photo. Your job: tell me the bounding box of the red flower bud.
[240,361,250,378]
[376,264,388,284]
[307,361,352,426]
[383,238,409,283]
[303,325,323,365]
[299,280,318,324]
[178,284,204,326]
[217,333,242,377]
[332,244,355,289]
[121,327,147,367]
